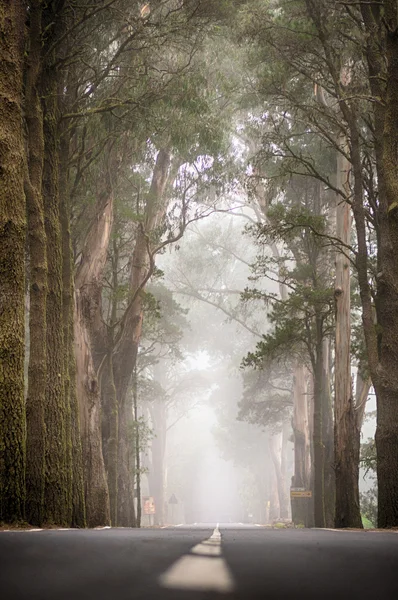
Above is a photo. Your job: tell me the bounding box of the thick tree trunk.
[59,127,86,528]
[42,64,70,525]
[374,0,398,528]
[102,354,118,526]
[113,149,171,526]
[24,1,47,526]
[74,305,110,527]
[334,136,362,528]
[101,238,119,526]
[74,175,113,527]
[0,0,26,523]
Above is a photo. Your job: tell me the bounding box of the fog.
[137,208,293,527]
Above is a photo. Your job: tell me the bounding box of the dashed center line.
[159,524,235,593]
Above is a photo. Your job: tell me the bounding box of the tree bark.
[291,363,312,526]
[373,0,398,528]
[0,0,26,523]
[74,160,114,527]
[24,0,47,527]
[313,326,326,528]
[113,149,171,526]
[42,62,70,525]
[334,135,362,528]
[322,338,335,528]
[59,121,86,528]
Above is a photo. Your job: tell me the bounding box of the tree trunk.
[41,62,70,525]
[113,149,171,526]
[101,237,119,526]
[313,328,326,528]
[59,124,86,528]
[74,172,114,527]
[102,354,118,526]
[268,467,279,522]
[373,0,398,528]
[322,338,335,528]
[133,367,141,527]
[269,431,289,520]
[148,398,167,526]
[24,1,47,527]
[291,363,312,526]
[334,135,362,528]
[0,0,26,523]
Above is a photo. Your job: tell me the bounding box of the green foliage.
[360,438,377,477]
[360,487,378,528]
[361,514,375,529]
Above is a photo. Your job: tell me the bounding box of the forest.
[1,0,398,532]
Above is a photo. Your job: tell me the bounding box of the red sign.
[143,496,156,515]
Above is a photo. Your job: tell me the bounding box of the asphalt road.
[0,524,397,600]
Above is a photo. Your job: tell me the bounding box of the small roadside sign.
[290,489,312,498]
[168,493,178,505]
[143,496,156,515]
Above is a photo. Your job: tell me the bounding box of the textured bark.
[59,128,86,528]
[74,176,113,526]
[42,63,69,525]
[102,354,118,526]
[24,1,47,527]
[357,2,398,527]
[0,0,26,523]
[334,136,362,528]
[113,149,171,526]
[101,238,119,526]
[373,0,398,528]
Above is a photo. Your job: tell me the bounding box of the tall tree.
[24,0,47,528]
[334,135,362,528]
[0,0,26,523]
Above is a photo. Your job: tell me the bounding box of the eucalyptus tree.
[237,0,398,528]
[67,0,243,526]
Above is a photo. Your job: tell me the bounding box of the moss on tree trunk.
[0,0,27,524]
[24,0,48,527]
[59,125,86,528]
[42,64,69,526]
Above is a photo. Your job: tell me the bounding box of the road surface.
[0,524,397,599]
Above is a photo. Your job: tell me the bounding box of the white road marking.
[175,523,184,527]
[0,528,43,533]
[209,525,221,542]
[159,524,235,593]
[191,542,222,556]
[160,555,234,593]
